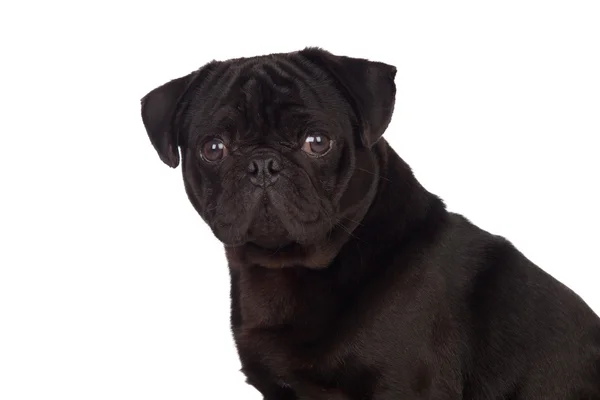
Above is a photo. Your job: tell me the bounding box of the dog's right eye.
[302,134,332,156]
[201,138,228,162]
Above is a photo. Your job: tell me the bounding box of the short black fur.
[140,48,600,399]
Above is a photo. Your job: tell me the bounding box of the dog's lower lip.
[247,240,295,252]
[247,235,294,250]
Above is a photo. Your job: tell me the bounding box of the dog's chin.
[215,212,294,250]
[248,236,295,250]
[246,215,296,250]
[219,217,318,251]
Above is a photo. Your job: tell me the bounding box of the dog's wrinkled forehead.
[141,48,397,169]
[181,55,348,146]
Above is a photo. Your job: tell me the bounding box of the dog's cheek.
[182,151,213,219]
[327,141,355,205]
[211,166,269,244]
[337,147,378,213]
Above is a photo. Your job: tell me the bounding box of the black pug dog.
[140,48,600,399]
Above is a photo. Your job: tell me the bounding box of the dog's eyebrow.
[189,105,239,130]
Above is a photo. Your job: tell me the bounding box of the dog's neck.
[226,141,448,332]
[351,140,448,254]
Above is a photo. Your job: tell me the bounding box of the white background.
[1,1,599,399]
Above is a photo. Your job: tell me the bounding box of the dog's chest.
[232,266,356,390]
[235,323,365,400]
[236,266,339,328]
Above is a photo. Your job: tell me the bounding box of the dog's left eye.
[302,134,332,156]
[201,138,228,162]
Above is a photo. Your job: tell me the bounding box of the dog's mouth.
[247,228,294,250]
[247,238,296,251]
[245,199,294,249]
[216,185,330,250]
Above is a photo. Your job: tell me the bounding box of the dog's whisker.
[341,216,364,227]
[335,222,364,243]
[269,245,284,257]
[355,167,392,182]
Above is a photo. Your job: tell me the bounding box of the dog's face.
[141,48,396,267]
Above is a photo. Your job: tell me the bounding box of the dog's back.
[428,214,600,398]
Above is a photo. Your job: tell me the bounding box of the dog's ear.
[140,64,214,168]
[300,48,397,148]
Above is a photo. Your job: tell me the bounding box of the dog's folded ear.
[140,65,213,168]
[300,48,397,148]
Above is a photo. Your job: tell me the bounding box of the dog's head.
[141,48,396,268]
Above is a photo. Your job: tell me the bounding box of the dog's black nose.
[247,157,282,187]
